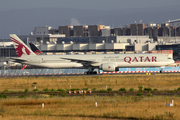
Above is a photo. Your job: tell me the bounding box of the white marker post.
[42,103,44,108]
[165,100,174,106]
[95,102,97,107]
[34,86,36,89]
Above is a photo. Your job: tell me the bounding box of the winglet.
[10,34,36,57]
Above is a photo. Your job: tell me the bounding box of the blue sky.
[1,0,180,11]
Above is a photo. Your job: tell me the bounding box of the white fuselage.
[19,53,174,69]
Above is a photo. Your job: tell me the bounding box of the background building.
[1,19,180,61]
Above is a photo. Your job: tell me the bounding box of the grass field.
[1,74,180,92]
[0,74,180,119]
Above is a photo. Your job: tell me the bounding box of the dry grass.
[0,74,180,119]
[0,74,180,92]
[0,116,105,120]
[0,96,179,119]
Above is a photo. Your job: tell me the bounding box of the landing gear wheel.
[84,71,97,75]
[93,71,97,74]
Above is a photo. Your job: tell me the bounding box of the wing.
[60,57,99,67]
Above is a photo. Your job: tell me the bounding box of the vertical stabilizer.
[10,34,36,57]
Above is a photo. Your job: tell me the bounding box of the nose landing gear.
[160,67,164,73]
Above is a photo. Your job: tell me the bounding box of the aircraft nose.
[170,59,175,63]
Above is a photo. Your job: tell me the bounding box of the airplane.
[9,34,174,74]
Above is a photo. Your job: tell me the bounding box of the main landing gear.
[84,71,97,75]
[84,67,98,75]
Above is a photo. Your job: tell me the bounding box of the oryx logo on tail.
[10,37,31,57]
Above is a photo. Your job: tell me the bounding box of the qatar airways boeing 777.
[9,34,174,74]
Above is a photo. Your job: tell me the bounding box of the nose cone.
[169,59,175,65]
[171,59,175,64]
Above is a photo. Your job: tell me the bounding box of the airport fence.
[0,69,87,76]
[100,67,180,74]
[0,67,180,76]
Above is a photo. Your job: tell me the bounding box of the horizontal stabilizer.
[9,57,29,63]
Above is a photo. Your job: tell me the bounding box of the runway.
[1,72,180,78]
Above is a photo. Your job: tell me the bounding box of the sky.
[1,0,180,11]
[0,0,180,38]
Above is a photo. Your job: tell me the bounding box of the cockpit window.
[167,58,171,59]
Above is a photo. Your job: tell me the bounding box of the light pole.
[174,23,177,43]
[136,25,138,42]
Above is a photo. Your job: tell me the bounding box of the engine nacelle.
[100,63,117,72]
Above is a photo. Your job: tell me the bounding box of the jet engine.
[100,63,118,72]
